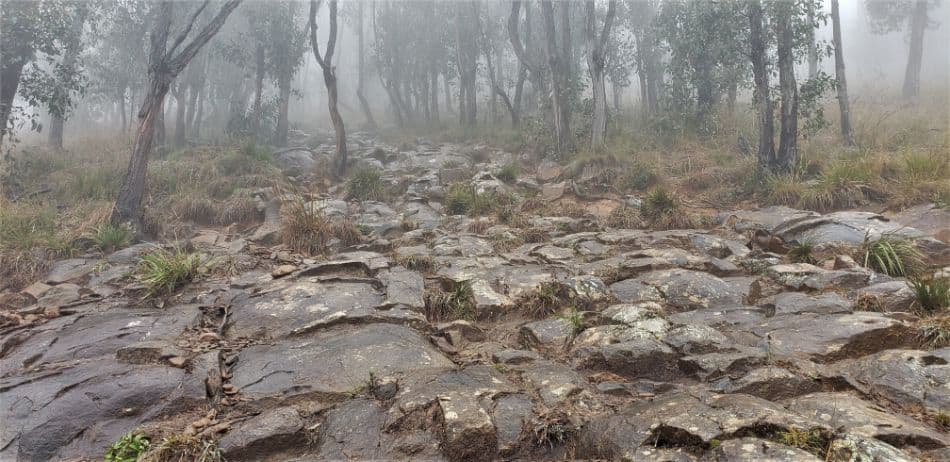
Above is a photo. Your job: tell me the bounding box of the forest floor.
[0,103,949,461]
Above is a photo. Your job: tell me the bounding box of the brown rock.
[271,264,297,278]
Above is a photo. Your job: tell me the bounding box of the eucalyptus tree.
[774,0,799,173]
[586,0,617,147]
[46,5,90,149]
[86,1,148,135]
[265,2,308,147]
[112,0,242,227]
[309,0,346,176]
[866,0,939,100]
[541,0,573,156]
[0,0,74,148]
[830,0,854,145]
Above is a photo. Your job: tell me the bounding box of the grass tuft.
[425,280,476,321]
[859,233,925,277]
[787,239,817,264]
[776,427,827,455]
[346,167,386,201]
[105,432,150,462]
[909,276,950,314]
[445,183,495,216]
[139,434,222,462]
[137,247,204,297]
[494,163,520,183]
[640,187,694,229]
[919,314,950,349]
[92,223,133,253]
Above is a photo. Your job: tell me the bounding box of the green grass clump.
[860,233,925,277]
[105,432,150,462]
[909,276,950,314]
[137,247,203,297]
[445,183,494,216]
[919,314,950,349]
[93,223,133,253]
[425,280,476,321]
[345,167,386,201]
[494,163,520,183]
[787,239,817,264]
[765,174,806,207]
[640,187,694,230]
[776,427,827,455]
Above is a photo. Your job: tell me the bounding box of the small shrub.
[137,247,203,297]
[605,205,642,229]
[490,233,525,253]
[333,219,364,247]
[909,276,950,314]
[776,427,826,455]
[521,227,550,244]
[640,187,694,229]
[494,163,520,183]
[140,434,222,462]
[395,254,436,272]
[346,168,386,201]
[787,239,816,264]
[217,196,261,225]
[765,174,805,207]
[520,282,563,319]
[170,193,218,225]
[467,218,491,234]
[445,183,493,216]
[105,432,150,462]
[424,280,476,321]
[860,233,925,277]
[919,314,950,349]
[93,223,133,253]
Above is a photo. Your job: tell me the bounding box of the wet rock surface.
[2,140,947,461]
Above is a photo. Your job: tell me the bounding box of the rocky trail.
[2,136,949,461]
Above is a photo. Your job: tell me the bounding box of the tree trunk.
[192,83,204,139]
[273,73,290,147]
[112,0,242,226]
[541,0,572,157]
[807,1,818,79]
[47,7,87,150]
[252,40,265,136]
[356,2,377,130]
[902,0,926,101]
[310,0,346,177]
[0,60,26,149]
[749,0,775,170]
[830,0,854,146]
[443,72,454,115]
[118,85,128,135]
[776,2,799,173]
[585,0,616,148]
[430,69,440,123]
[174,83,187,147]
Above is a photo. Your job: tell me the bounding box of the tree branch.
[309,0,328,70]
[169,0,242,75]
[508,1,535,75]
[167,0,210,57]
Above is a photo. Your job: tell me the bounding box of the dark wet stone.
[576,337,683,382]
[520,360,587,406]
[0,358,208,461]
[227,280,384,339]
[0,306,197,376]
[219,407,307,461]
[493,394,533,456]
[492,349,540,365]
[230,324,453,402]
[713,366,821,401]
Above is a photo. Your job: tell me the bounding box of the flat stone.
[786,392,948,450]
[754,312,915,363]
[827,433,918,462]
[767,263,871,291]
[707,437,822,461]
[854,281,916,312]
[35,283,82,308]
[230,324,454,402]
[720,206,819,233]
[218,407,306,461]
[679,347,767,381]
[21,281,52,300]
[492,349,540,365]
[379,268,425,309]
[575,337,683,381]
[634,269,746,311]
[227,280,384,339]
[609,279,664,303]
[493,394,533,456]
[714,366,821,401]
[520,319,573,352]
[832,348,950,413]
[45,258,95,284]
[760,292,852,316]
[521,361,587,406]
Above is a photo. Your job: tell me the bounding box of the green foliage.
[777,427,826,455]
[105,432,150,462]
[641,187,695,229]
[860,233,925,277]
[909,277,950,314]
[217,141,274,176]
[445,183,494,216]
[787,239,817,264]
[494,163,520,183]
[137,247,203,297]
[92,223,133,253]
[346,168,386,201]
[919,315,950,349]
